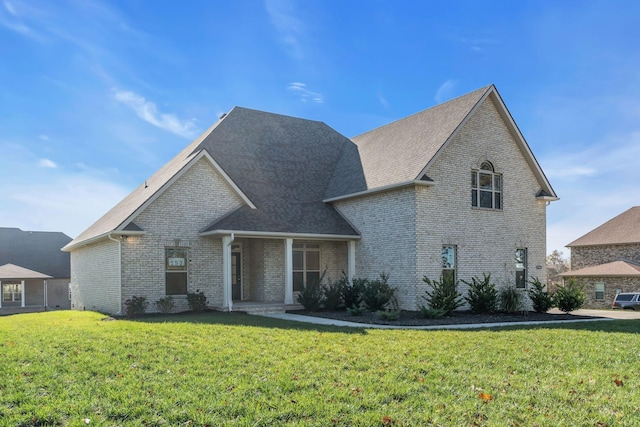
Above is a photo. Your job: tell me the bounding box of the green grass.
[1,311,639,426]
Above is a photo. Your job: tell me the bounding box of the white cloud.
[38,158,57,168]
[287,82,324,103]
[113,89,198,138]
[434,79,457,103]
[265,0,305,59]
[543,130,640,254]
[4,1,17,16]
[0,142,131,238]
[38,134,49,141]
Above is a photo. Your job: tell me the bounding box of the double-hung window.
[2,283,21,302]
[515,248,527,289]
[595,283,605,301]
[293,243,320,291]
[472,161,502,210]
[442,245,457,283]
[166,247,188,295]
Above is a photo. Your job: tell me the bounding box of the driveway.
[549,308,640,320]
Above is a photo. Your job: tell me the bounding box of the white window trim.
[293,243,321,291]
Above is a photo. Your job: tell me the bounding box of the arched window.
[471,161,502,209]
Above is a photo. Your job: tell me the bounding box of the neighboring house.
[0,227,72,313]
[560,207,640,308]
[63,85,558,315]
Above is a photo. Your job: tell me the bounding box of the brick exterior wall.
[121,157,244,313]
[70,239,121,314]
[334,187,418,309]
[571,244,640,270]
[336,97,549,310]
[568,244,640,309]
[576,277,640,309]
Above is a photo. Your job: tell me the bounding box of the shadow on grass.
[127,310,368,334]
[491,319,640,334]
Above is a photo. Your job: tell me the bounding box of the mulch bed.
[287,309,603,326]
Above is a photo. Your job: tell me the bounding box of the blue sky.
[1,0,639,258]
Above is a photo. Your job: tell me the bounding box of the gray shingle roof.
[351,86,491,189]
[559,260,640,277]
[567,207,640,247]
[0,228,71,278]
[197,107,362,236]
[66,85,556,248]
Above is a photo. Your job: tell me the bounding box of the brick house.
[560,207,640,308]
[63,85,558,315]
[0,227,72,314]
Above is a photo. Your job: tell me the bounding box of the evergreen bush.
[463,273,498,314]
[528,277,554,313]
[554,278,586,313]
[420,275,463,315]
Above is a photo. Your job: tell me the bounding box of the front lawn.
[1,311,638,426]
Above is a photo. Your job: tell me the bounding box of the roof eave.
[199,229,361,241]
[323,180,434,203]
[62,231,147,252]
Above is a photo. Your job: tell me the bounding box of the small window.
[515,248,527,289]
[293,243,321,291]
[442,245,457,283]
[595,283,605,301]
[472,161,502,210]
[166,247,188,295]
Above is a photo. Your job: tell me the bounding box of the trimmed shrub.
[297,270,327,312]
[361,273,396,312]
[463,273,498,314]
[187,290,208,312]
[124,295,148,318]
[528,277,554,313]
[421,275,463,315]
[155,296,175,314]
[555,278,586,313]
[323,277,345,310]
[342,277,366,309]
[499,285,524,313]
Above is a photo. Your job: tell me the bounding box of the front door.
[232,251,242,301]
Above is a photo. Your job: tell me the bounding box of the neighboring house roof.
[567,206,640,247]
[559,260,640,277]
[0,228,71,278]
[0,263,52,280]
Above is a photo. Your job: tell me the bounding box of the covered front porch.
[0,263,53,315]
[208,233,358,313]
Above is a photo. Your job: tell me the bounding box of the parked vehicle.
[612,292,640,310]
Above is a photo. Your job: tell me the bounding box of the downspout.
[107,234,123,315]
[223,233,235,312]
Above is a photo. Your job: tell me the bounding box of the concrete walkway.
[261,309,640,330]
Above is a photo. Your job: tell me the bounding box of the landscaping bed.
[288,309,602,326]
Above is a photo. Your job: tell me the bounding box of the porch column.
[21,280,25,307]
[44,280,48,308]
[348,240,356,281]
[284,238,293,304]
[0,280,2,308]
[223,235,233,311]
